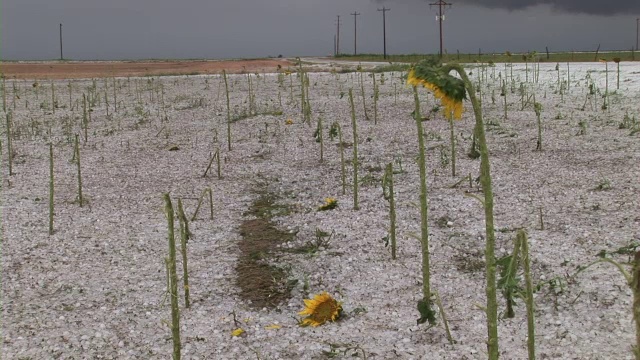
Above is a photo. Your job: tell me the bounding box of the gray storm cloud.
[374,0,640,16]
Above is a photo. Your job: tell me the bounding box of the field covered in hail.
[2,60,640,359]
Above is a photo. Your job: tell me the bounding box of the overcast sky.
[1,0,639,60]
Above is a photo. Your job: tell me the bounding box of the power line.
[378,7,390,59]
[335,15,342,56]
[429,0,452,58]
[636,18,640,51]
[59,23,64,60]
[351,11,361,55]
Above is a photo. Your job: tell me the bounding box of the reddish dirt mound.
[0,59,294,79]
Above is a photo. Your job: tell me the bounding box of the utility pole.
[59,23,64,60]
[429,1,452,58]
[636,17,639,51]
[336,15,341,56]
[378,7,390,59]
[351,11,360,55]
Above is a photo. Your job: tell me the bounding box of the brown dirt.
[0,58,295,80]
[235,193,295,309]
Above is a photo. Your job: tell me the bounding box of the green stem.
[449,117,456,177]
[413,86,434,322]
[445,64,499,359]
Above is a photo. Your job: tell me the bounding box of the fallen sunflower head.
[317,197,338,211]
[298,292,343,327]
[407,60,466,120]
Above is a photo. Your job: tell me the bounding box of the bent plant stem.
[191,187,213,221]
[413,86,435,324]
[445,64,499,359]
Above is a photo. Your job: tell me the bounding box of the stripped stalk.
[633,251,640,360]
[49,143,54,235]
[74,134,83,207]
[348,89,359,210]
[162,194,181,360]
[82,93,88,144]
[223,70,232,151]
[382,163,397,259]
[518,230,536,360]
[177,199,191,309]
[359,71,370,120]
[2,76,6,112]
[373,73,379,124]
[68,81,72,109]
[333,122,346,195]
[503,235,522,319]
[534,97,543,151]
[6,112,13,175]
[51,82,56,114]
[317,116,324,162]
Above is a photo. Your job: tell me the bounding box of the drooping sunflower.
[298,292,342,327]
[407,60,467,120]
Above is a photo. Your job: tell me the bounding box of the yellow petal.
[265,324,282,330]
[231,328,245,337]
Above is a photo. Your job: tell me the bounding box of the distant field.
[0,58,293,79]
[337,50,640,63]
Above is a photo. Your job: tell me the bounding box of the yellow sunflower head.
[317,197,338,211]
[407,60,466,120]
[298,292,342,327]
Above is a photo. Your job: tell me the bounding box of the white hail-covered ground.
[2,60,640,359]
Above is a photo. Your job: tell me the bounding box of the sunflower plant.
[408,58,500,360]
[298,292,343,327]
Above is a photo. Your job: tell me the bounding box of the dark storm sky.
[1,0,638,60]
